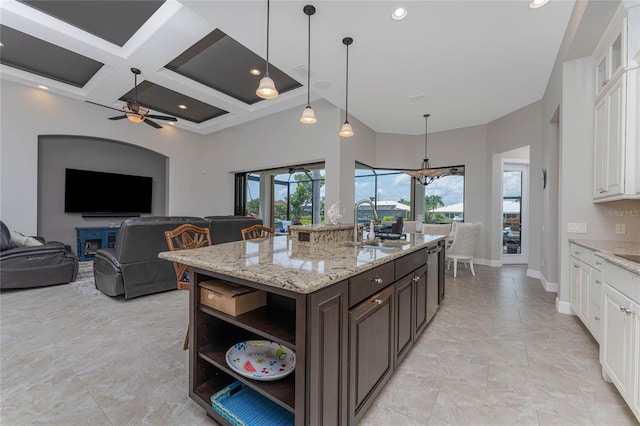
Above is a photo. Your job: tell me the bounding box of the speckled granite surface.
[160,233,444,294]
[569,239,640,275]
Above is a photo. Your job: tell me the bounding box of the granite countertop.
[159,233,444,294]
[569,239,640,275]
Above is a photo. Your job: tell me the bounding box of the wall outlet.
[615,223,626,235]
[568,223,588,233]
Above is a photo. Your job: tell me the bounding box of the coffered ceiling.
[0,0,576,135]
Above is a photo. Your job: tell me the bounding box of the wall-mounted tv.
[64,168,153,216]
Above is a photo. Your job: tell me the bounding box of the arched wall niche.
[37,135,168,248]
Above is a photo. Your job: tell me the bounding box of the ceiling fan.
[86,67,177,129]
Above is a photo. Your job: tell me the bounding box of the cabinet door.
[570,259,581,316]
[594,96,608,197]
[602,284,633,397]
[349,285,394,424]
[414,267,428,337]
[395,275,414,365]
[631,300,640,420]
[309,281,348,426]
[605,76,624,195]
[579,264,591,324]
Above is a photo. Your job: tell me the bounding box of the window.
[235,163,325,230]
[423,167,465,224]
[355,163,412,224]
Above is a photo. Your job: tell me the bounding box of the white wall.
[202,99,377,223]
[0,80,211,235]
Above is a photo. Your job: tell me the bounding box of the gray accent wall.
[37,135,168,251]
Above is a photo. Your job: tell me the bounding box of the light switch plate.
[615,224,626,235]
[568,223,588,233]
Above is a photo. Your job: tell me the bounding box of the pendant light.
[300,5,317,124]
[256,0,279,99]
[339,37,354,137]
[416,114,440,186]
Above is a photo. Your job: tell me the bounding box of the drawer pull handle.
[371,277,383,284]
[573,265,580,268]
[595,280,601,284]
[619,306,633,315]
[373,299,384,305]
[594,316,600,321]
[574,251,581,255]
[595,261,602,266]
[413,276,420,282]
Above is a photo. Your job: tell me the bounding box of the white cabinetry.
[569,243,602,342]
[592,5,640,202]
[600,261,640,422]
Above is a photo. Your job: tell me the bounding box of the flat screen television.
[64,168,153,216]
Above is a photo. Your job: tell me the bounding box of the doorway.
[502,161,529,264]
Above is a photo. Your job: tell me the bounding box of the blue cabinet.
[76,227,119,261]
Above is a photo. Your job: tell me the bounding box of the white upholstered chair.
[421,223,452,237]
[445,222,481,277]
[402,221,420,234]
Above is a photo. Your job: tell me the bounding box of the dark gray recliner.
[0,221,79,289]
[93,216,210,299]
[205,216,263,244]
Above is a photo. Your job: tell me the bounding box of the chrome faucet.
[354,199,379,242]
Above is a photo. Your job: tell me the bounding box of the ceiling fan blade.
[108,115,127,120]
[144,118,162,129]
[146,115,177,122]
[85,100,124,113]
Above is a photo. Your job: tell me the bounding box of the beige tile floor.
[1,264,636,425]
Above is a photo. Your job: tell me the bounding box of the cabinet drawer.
[395,248,427,280]
[81,230,104,239]
[570,243,591,264]
[591,254,605,270]
[603,262,638,302]
[350,262,394,307]
[589,299,602,344]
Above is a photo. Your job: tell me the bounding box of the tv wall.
[37,135,168,248]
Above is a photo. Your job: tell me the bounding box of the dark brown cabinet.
[186,238,445,426]
[348,285,394,424]
[395,273,414,364]
[308,281,348,426]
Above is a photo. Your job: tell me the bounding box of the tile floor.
[1,264,636,425]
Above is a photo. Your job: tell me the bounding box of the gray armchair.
[94,216,210,299]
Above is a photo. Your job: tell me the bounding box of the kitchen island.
[160,232,446,426]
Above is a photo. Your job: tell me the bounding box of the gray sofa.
[0,221,79,289]
[93,215,262,299]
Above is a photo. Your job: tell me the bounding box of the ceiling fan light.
[529,0,549,9]
[126,113,144,123]
[300,106,317,124]
[339,121,354,137]
[256,76,279,99]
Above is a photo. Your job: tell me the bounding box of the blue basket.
[210,381,294,426]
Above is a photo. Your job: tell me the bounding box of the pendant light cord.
[345,42,349,122]
[266,0,271,77]
[306,11,311,106]
[424,113,430,160]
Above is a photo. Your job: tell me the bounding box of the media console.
[76,227,119,261]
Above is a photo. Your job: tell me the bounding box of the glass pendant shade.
[256,76,278,99]
[300,106,317,123]
[339,121,354,137]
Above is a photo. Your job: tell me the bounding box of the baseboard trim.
[527,268,541,279]
[474,258,502,267]
[556,298,574,315]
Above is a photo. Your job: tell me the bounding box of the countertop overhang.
[159,233,446,294]
[569,239,640,275]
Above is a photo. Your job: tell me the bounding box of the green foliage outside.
[424,194,449,223]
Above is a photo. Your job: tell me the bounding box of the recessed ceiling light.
[178,104,187,109]
[391,7,407,21]
[529,0,550,9]
[37,85,49,91]
[250,68,261,76]
[0,42,4,47]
